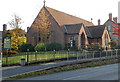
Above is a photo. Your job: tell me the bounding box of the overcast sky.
[0,0,119,31]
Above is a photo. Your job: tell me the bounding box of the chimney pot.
[98,19,100,25]
[27,27,29,31]
[3,24,7,31]
[109,13,112,20]
[113,17,117,23]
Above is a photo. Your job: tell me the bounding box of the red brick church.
[27,6,111,50]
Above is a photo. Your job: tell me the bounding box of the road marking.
[63,76,81,80]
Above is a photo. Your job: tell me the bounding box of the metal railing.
[2,50,120,66]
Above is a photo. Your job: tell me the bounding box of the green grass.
[2,50,120,65]
[2,52,85,65]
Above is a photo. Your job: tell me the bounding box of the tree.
[9,14,22,29]
[32,8,51,43]
[8,14,26,50]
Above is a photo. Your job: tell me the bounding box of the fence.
[2,50,120,66]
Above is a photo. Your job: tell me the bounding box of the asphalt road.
[3,57,106,78]
[21,63,119,80]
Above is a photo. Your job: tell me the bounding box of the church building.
[27,5,111,50]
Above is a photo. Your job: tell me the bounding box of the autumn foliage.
[8,14,26,50]
[9,28,26,50]
[32,8,51,43]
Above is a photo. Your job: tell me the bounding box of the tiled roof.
[86,25,105,38]
[45,7,94,27]
[63,23,83,34]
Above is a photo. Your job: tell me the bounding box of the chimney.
[113,17,117,23]
[27,27,29,31]
[98,19,101,25]
[3,24,7,31]
[109,13,112,20]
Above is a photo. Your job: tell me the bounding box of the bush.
[19,43,34,52]
[87,43,102,51]
[108,41,117,49]
[8,50,18,54]
[34,43,47,51]
[47,42,62,51]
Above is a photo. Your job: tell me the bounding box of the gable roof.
[86,25,105,38]
[45,7,94,27]
[63,23,83,34]
[104,19,116,25]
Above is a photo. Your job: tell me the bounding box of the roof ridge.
[64,23,83,26]
[86,25,105,27]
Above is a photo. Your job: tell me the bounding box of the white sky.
[0,0,119,31]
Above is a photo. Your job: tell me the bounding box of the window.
[68,36,75,47]
[108,25,111,31]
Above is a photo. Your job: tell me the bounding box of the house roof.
[104,19,116,25]
[86,25,105,38]
[63,23,83,34]
[45,7,94,27]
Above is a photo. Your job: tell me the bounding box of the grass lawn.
[2,50,118,65]
[2,52,86,65]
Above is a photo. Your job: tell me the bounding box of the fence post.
[100,51,102,58]
[93,51,94,58]
[106,50,107,57]
[64,52,66,58]
[111,50,112,57]
[85,51,87,59]
[6,49,8,65]
[46,53,47,61]
[35,51,37,61]
[116,50,117,57]
[54,50,56,61]
[67,49,69,61]
[27,49,29,63]
[77,52,78,60]
[6,56,8,65]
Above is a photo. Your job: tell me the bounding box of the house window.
[108,25,111,31]
[105,34,108,46]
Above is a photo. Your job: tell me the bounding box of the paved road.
[21,63,119,80]
[3,58,100,78]
[2,57,118,78]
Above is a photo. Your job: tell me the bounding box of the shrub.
[87,43,102,51]
[47,42,62,51]
[8,50,18,54]
[108,41,117,49]
[34,43,47,51]
[19,43,34,52]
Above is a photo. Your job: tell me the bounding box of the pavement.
[21,63,119,80]
[2,57,109,79]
